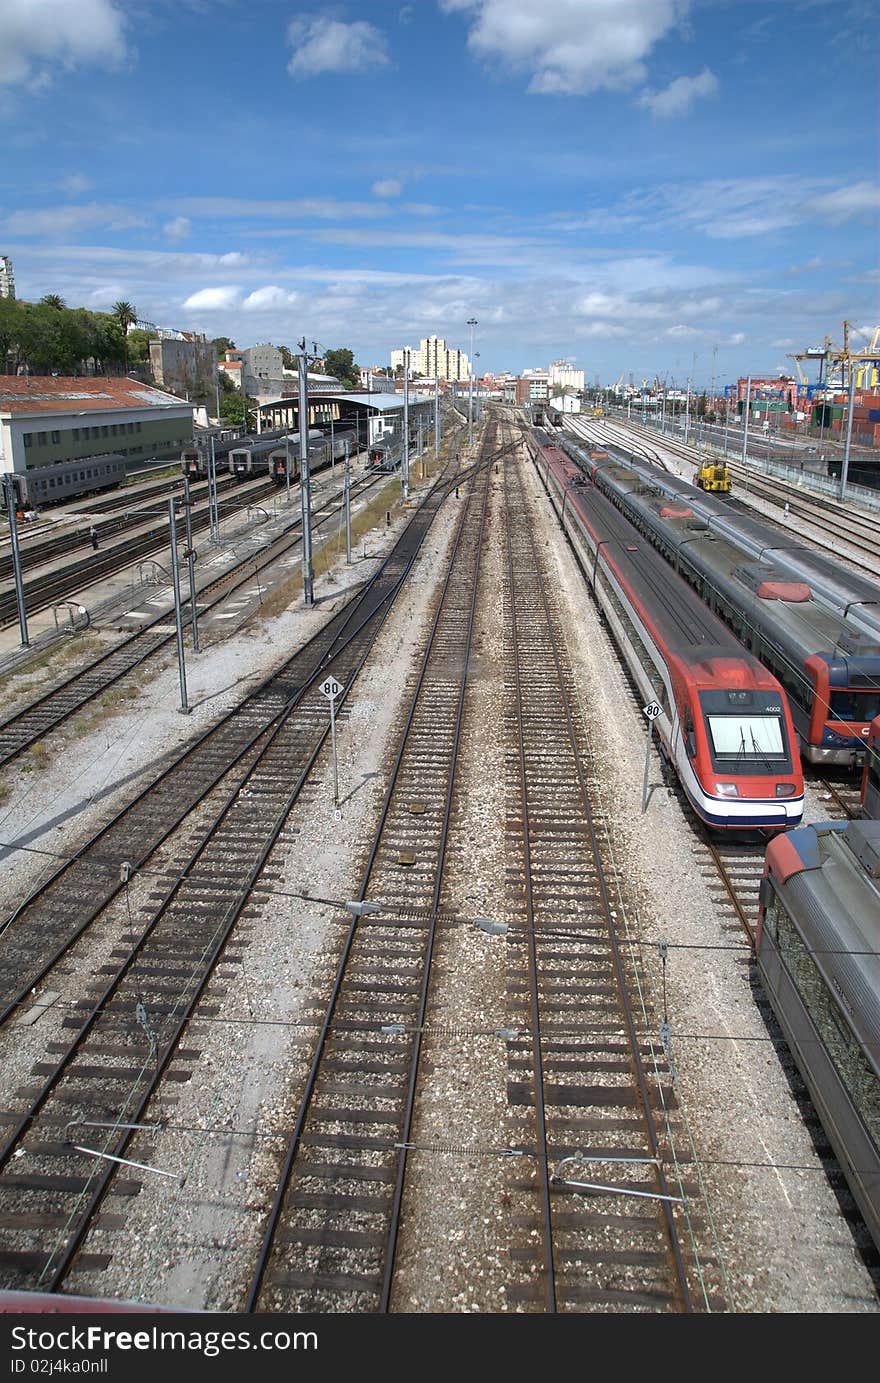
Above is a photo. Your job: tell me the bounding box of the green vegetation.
[219,386,256,429]
[212,336,236,358]
[0,295,127,375]
[323,347,359,388]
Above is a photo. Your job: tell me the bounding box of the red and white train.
[531,434,804,830]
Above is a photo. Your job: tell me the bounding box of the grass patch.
[0,782,10,805]
[23,742,51,772]
[253,477,406,623]
[99,686,140,709]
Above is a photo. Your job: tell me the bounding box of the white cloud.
[805,181,880,223]
[373,178,402,198]
[59,173,93,196]
[441,0,687,96]
[182,286,240,312]
[164,196,389,221]
[242,286,298,311]
[163,216,191,243]
[0,0,127,86]
[638,67,718,118]
[1,203,148,236]
[287,16,390,78]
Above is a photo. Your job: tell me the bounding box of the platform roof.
[256,390,433,414]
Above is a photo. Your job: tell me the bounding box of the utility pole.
[467,318,477,447]
[343,443,352,564]
[2,475,28,647]
[684,378,690,443]
[434,375,440,466]
[168,498,191,714]
[741,375,752,466]
[208,436,220,544]
[298,339,314,605]
[402,348,410,501]
[181,472,200,653]
[840,365,855,498]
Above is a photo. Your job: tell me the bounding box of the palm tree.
[112,300,137,372]
[40,293,66,309]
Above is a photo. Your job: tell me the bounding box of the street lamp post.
[467,318,477,447]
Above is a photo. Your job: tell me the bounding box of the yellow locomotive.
[695,457,732,493]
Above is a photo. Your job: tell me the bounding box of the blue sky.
[1,0,877,387]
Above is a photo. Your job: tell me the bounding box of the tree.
[126,327,157,368]
[112,300,137,333]
[323,347,359,388]
[279,344,296,372]
[212,336,236,358]
[219,390,255,429]
[40,294,66,310]
[112,300,136,372]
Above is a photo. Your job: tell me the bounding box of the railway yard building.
[0,374,195,486]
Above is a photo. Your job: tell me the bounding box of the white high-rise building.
[550,359,584,391]
[0,256,15,300]
[391,336,470,380]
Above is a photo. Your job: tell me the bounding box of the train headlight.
[715,782,739,797]
[775,783,797,797]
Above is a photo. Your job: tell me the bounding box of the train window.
[72,429,79,440]
[136,422,142,432]
[102,426,109,437]
[832,690,880,722]
[776,908,880,1150]
[51,430,60,444]
[38,432,47,445]
[23,434,31,447]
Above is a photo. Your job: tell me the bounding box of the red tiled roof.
[0,375,191,416]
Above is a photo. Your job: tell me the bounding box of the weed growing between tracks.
[253,478,408,624]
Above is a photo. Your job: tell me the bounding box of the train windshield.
[707,714,785,759]
[830,689,880,722]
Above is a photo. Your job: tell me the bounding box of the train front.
[688,673,804,830]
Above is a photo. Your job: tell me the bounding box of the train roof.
[587,459,880,675]
[552,456,785,684]
[766,820,880,1067]
[578,439,880,636]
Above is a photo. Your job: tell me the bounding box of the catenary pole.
[298,340,314,605]
[741,375,752,465]
[168,497,190,714]
[402,350,410,501]
[181,472,200,653]
[2,476,29,647]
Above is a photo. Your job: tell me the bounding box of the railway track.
[244,427,725,1313]
[0,479,282,629]
[0,456,462,1293]
[0,473,239,584]
[501,454,720,1312]
[246,427,498,1312]
[0,469,380,769]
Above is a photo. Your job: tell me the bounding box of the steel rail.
[245,433,496,1313]
[0,468,382,768]
[517,445,695,1310]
